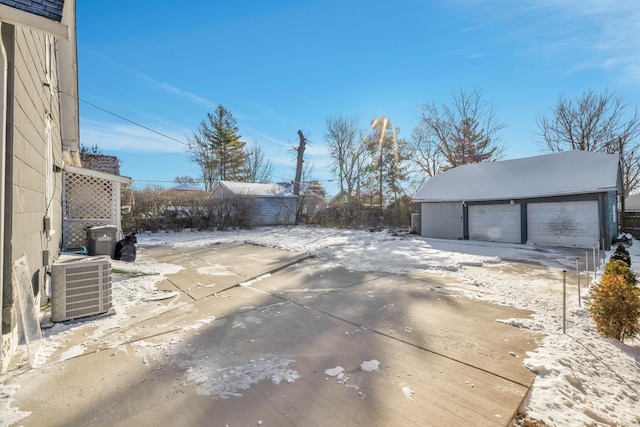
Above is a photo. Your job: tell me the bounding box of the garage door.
[469,204,521,243]
[527,201,599,248]
[421,202,463,239]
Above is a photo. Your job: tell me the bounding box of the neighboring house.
[302,181,327,215]
[624,193,640,212]
[163,183,208,217]
[281,181,327,215]
[329,189,381,208]
[80,153,120,175]
[413,150,622,249]
[170,183,203,192]
[211,181,296,226]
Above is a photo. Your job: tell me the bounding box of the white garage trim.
[527,201,599,248]
[469,204,521,243]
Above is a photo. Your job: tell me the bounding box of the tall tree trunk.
[294,130,306,196]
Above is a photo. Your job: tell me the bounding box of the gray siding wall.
[420,202,464,239]
[607,190,618,244]
[8,26,62,301]
[252,197,296,226]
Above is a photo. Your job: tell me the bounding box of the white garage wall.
[469,204,521,243]
[527,201,599,248]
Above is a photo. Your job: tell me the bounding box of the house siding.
[607,190,618,244]
[252,197,296,226]
[2,22,63,372]
[211,182,297,226]
[10,25,62,295]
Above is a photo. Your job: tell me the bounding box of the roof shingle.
[0,0,65,22]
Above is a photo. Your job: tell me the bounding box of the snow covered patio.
[2,227,639,426]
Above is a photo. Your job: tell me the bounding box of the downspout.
[58,0,79,157]
[0,22,13,374]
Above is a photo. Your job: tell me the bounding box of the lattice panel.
[63,171,118,250]
[65,172,116,218]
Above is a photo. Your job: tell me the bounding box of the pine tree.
[188,105,247,188]
[206,105,247,181]
[449,117,497,167]
[363,117,408,207]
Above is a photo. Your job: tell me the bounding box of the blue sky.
[76,1,640,197]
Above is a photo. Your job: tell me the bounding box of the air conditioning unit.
[51,255,113,322]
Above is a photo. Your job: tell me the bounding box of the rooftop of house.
[0,0,65,22]
[81,154,120,176]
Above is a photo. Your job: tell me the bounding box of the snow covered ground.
[2,226,640,426]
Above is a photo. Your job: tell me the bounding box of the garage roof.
[215,181,294,197]
[414,150,622,202]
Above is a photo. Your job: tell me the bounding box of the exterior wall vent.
[51,255,113,322]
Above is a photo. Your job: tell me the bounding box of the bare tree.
[415,88,505,172]
[324,116,363,197]
[405,125,446,188]
[537,90,640,196]
[293,130,307,197]
[243,140,272,183]
[187,130,217,191]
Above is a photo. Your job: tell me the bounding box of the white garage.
[469,204,521,243]
[414,150,623,250]
[527,201,599,248]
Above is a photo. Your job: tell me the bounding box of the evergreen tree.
[363,116,408,207]
[450,117,497,166]
[188,105,247,189]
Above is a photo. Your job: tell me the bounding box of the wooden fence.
[621,211,640,238]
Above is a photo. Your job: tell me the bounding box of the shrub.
[615,244,630,257]
[589,274,640,342]
[610,244,632,266]
[603,259,637,288]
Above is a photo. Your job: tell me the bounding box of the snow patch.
[0,384,30,427]
[185,357,300,399]
[360,359,380,372]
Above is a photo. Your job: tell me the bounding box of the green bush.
[610,244,632,266]
[589,274,640,342]
[603,259,637,288]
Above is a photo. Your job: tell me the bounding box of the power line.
[56,88,190,147]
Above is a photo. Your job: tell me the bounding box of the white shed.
[413,150,623,249]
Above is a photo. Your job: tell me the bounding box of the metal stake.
[593,244,597,283]
[586,250,590,288]
[563,270,567,334]
[576,257,581,308]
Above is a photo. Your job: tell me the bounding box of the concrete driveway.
[5,243,540,427]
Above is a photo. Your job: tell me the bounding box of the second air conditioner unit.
[51,255,113,322]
